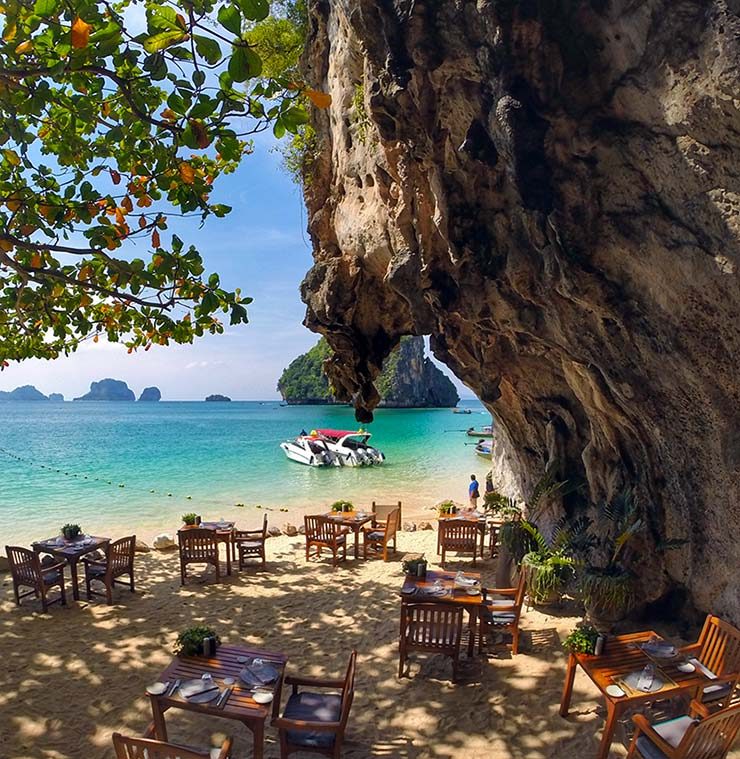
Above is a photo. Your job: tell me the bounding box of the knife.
[216,686,232,709]
[168,679,181,697]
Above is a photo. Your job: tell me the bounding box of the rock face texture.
[0,384,48,400]
[278,335,459,406]
[74,378,135,401]
[300,0,740,623]
[48,393,64,402]
[138,386,162,402]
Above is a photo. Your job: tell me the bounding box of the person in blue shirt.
[469,474,480,508]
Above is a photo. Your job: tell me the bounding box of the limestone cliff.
[74,379,135,401]
[278,335,459,407]
[299,0,740,623]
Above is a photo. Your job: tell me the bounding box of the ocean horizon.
[0,399,491,546]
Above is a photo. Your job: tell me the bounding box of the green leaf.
[192,69,206,88]
[194,35,221,65]
[238,0,269,21]
[33,0,59,16]
[147,7,182,33]
[273,117,286,139]
[228,46,262,83]
[143,31,187,54]
[217,4,242,36]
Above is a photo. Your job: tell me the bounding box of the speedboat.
[474,439,493,458]
[467,425,493,437]
[453,408,473,414]
[280,434,341,467]
[315,429,385,466]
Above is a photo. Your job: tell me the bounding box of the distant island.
[277,336,459,407]
[0,384,51,401]
[48,393,64,402]
[205,394,231,402]
[74,379,135,401]
[138,387,161,402]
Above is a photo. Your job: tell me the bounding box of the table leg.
[69,558,81,601]
[467,609,478,658]
[149,697,169,742]
[597,700,621,759]
[250,719,265,759]
[354,527,361,559]
[225,537,232,576]
[559,653,577,717]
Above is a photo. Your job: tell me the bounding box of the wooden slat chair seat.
[681,615,740,709]
[439,521,480,567]
[398,603,464,681]
[273,650,357,758]
[304,515,347,567]
[362,507,400,561]
[371,500,402,529]
[479,571,527,655]
[233,514,268,570]
[626,699,740,759]
[83,534,136,604]
[112,724,233,759]
[178,528,221,585]
[6,545,66,612]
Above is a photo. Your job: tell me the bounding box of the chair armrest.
[631,714,681,758]
[285,674,345,689]
[487,587,518,596]
[679,643,701,655]
[483,603,516,613]
[689,699,711,719]
[143,722,157,739]
[43,560,68,572]
[272,717,341,733]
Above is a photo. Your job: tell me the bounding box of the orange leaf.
[189,119,210,149]
[153,254,164,267]
[79,292,92,307]
[306,88,332,109]
[30,253,42,268]
[71,17,92,49]
[138,214,147,229]
[121,195,133,213]
[151,230,160,248]
[161,108,177,122]
[0,239,13,252]
[6,197,22,212]
[115,207,126,225]
[178,162,195,185]
[136,195,152,208]
[101,101,111,117]
[110,170,121,185]
[93,334,99,343]
[14,40,32,55]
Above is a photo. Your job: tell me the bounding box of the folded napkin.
[688,658,717,679]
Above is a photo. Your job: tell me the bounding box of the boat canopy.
[314,428,370,439]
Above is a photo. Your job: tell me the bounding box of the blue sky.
[1,133,469,400]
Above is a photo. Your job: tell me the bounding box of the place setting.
[238,657,281,704]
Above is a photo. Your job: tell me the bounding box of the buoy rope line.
[0,445,289,512]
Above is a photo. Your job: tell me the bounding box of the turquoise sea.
[0,399,489,545]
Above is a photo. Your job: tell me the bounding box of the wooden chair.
[178,528,221,585]
[371,500,402,528]
[5,545,66,612]
[304,515,347,567]
[82,535,136,604]
[362,507,400,561]
[626,699,740,758]
[273,650,356,759]
[113,724,233,758]
[681,615,740,708]
[478,570,527,655]
[233,514,267,570]
[439,520,480,567]
[398,603,464,681]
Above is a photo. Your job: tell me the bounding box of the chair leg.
[512,627,519,655]
[13,582,20,606]
[40,587,48,613]
[398,648,406,678]
[105,581,113,605]
[129,571,135,593]
[180,561,186,586]
[60,581,66,606]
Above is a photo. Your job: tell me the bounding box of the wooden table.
[560,630,715,758]
[32,535,110,601]
[325,511,373,558]
[148,644,287,759]
[200,521,235,575]
[437,512,487,554]
[400,569,484,657]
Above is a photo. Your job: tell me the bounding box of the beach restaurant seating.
[304,515,347,567]
[5,545,66,612]
[362,507,400,561]
[438,520,481,567]
[478,571,527,655]
[626,699,740,759]
[681,614,740,708]
[233,514,268,570]
[83,534,136,604]
[371,500,402,528]
[273,650,356,759]
[113,726,233,758]
[398,603,464,681]
[178,528,221,585]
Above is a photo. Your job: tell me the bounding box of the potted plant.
[173,625,221,656]
[182,512,198,527]
[330,500,354,513]
[437,500,457,516]
[402,556,427,578]
[519,521,577,606]
[563,623,599,655]
[61,523,82,540]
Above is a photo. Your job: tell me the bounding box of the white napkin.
[688,658,717,679]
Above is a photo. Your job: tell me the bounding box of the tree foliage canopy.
[0,0,323,365]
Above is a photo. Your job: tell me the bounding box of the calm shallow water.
[0,400,490,544]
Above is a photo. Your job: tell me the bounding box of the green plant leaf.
[238,0,269,22]
[217,4,242,35]
[194,35,221,65]
[143,30,188,53]
[228,45,262,82]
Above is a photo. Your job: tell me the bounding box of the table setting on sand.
[325,508,373,558]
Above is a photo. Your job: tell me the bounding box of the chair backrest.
[385,508,401,540]
[107,535,136,574]
[695,615,740,678]
[439,520,479,549]
[178,528,219,561]
[512,570,527,619]
[258,513,268,538]
[304,515,338,543]
[678,702,740,758]
[339,650,357,729]
[6,545,41,584]
[401,603,464,650]
[112,732,210,759]
[372,501,402,523]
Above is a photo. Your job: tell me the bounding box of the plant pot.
[581,568,635,632]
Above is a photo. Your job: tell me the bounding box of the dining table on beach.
[200,520,235,575]
[399,569,484,657]
[325,510,373,558]
[436,511,488,554]
[559,629,720,758]
[148,644,287,759]
[32,534,110,601]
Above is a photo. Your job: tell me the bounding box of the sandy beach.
[1,529,736,759]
